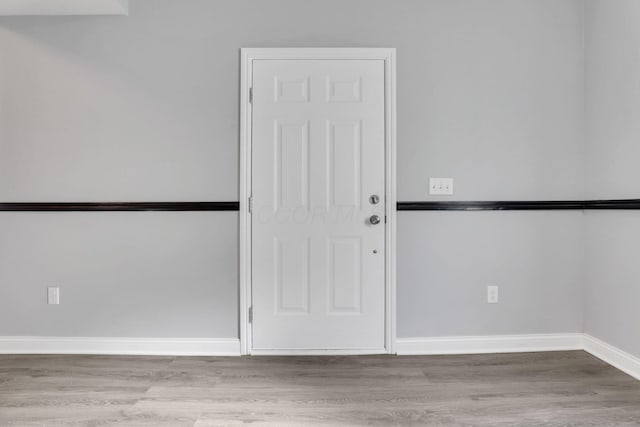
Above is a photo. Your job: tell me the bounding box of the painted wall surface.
[585,0,640,357]
[0,212,238,337]
[398,211,585,338]
[0,0,585,339]
[585,212,640,358]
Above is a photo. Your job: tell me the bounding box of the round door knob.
[369,215,381,225]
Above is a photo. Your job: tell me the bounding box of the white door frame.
[239,48,397,355]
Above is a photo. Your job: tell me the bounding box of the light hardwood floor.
[1,351,640,426]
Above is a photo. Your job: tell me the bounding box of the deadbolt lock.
[369,195,380,205]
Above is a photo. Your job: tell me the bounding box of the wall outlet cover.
[47,287,60,305]
[487,286,499,304]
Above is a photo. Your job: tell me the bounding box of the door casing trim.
[239,48,397,355]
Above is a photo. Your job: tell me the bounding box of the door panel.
[274,121,310,210]
[252,59,385,351]
[329,121,362,208]
[274,237,310,315]
[327,237,362,314]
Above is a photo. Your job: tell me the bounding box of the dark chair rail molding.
[1,200,640,212]
[0,202,240,212]
[397,201,585,211]
[585,199,640,209]
[398,199,640,211]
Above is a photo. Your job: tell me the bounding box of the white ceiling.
[0,0,128,15]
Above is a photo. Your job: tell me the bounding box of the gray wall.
[398,211,585,337]
[0,212,238,337]
[0,0,586,339]
[585,0,640,357]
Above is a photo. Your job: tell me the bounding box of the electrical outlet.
[47,287,60,305]
[429,178,454,196]
[487,286,499,304]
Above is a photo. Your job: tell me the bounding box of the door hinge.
[248,306,253,323]
[248,196,253,214]
[249,87,253,104]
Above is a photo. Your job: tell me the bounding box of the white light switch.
[429,178,454,196]
[47,287,60,305]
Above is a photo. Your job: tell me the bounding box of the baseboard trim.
[0,336,241,356]
[396,334,584,355]
[583,334,640,381]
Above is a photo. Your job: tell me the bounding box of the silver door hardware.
[369,215,381,225]
[369,195,380,205]
[248,306,253,323]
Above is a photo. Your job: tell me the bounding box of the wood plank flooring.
[1,351,640,426]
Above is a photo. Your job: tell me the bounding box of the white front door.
[251,59,386,352]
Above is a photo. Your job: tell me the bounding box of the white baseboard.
[396,333,584,355]
[583,334,640,381]
[0,334,582,357]
[0,336,241,356]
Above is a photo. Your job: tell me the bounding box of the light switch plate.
[429,178,454,196]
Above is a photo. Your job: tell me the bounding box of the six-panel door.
[251,59,386,351]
